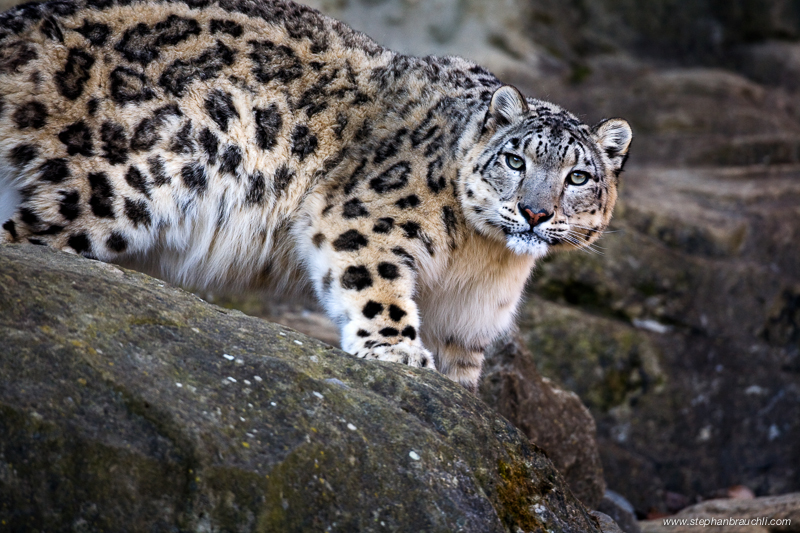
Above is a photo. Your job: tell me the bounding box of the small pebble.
[227,376,237,383]
[235,358,244,365]
[409,451,420,461]
[313,391,324,399]
[176,382,182,388]
[293,340,303,346]
[244,380,251,385]
[347,423,357,431]
[325,378,348,389]
[279,332,286,336]
[240,417,246,422]
[223,354,235,361]
[270,401,277,406]
[745,385,765,395]
[254,376,263,382]
[192,328,200,333]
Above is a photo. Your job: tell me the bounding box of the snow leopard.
[0,0,632,391]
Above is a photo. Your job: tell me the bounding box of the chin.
[505,234,550,258]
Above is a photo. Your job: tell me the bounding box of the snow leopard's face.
[461,86,632,258]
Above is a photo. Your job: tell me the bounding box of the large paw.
[357,343,437,370]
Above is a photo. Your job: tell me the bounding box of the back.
[0,0,391,289]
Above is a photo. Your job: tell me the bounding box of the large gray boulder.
[0,244,605,532]
[206,277,609,512]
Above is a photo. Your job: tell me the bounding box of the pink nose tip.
[519,203,553,227]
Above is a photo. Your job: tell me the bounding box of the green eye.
[568,171,590,186]
[506,154,525,171]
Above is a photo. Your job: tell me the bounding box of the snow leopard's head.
[461,85,631,258]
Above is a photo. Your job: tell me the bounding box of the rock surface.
[598,490,642,533]
[591,511,625,533]
[481,328,606,510]
[205,295,609,512]
[639,493,800,533]
[0,244,606,533]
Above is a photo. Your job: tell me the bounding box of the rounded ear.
[592,118,632,175]
[487,85,528,128]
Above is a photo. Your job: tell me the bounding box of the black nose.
[519,203,553,228]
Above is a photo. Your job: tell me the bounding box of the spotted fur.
[0,0,631,391]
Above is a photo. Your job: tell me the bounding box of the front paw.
[356,342,436,370]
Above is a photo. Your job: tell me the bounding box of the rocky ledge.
[0,244,611,532]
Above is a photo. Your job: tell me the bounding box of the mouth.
[503,224,559,244]
[481,215,557,255]
[504,230,552,257]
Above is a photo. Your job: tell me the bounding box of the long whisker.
[561,233,602,255]
[562,236,593,255]
[569,223,622,235]
[565,228,603,245]
[564,230,605,255]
